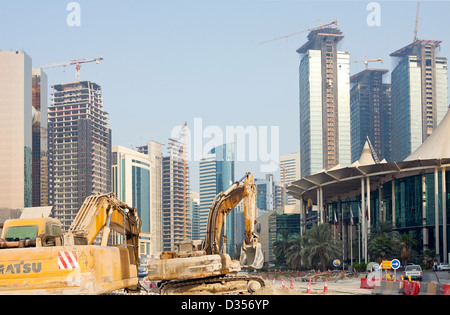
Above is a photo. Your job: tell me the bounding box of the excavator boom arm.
[203,173,261,269]
[204,184,248,255]
[65,193,141,264]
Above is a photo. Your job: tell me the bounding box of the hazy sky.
[2,0,450,191]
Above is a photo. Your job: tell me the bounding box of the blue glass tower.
[199,143,235,254]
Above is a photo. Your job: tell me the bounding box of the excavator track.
[159,274,266,295]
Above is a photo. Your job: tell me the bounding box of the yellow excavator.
[0,193,141,295]
[147,172,265,294]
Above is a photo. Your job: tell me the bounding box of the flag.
[334,211,338,227]
[350,208,354,226]
[365,204,369,220]
[307,199,312,213]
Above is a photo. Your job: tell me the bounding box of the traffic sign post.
[391,259,400,280]
[381,260,391,270]
[333,259,341,269]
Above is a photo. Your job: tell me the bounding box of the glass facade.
[331,171,450,260]
[199,154,216,240]
[211,143,235,255]
[299,50,323,177]
[350,70,392,163]
[299,48,351,177]
[132,165,150,233]
[112,146,152,256]
[268,211,300,262]
[391,57,414,161]
[337,52,352,168]
[391,45,448,161]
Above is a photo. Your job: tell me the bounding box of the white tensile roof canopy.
[405,108,450,161]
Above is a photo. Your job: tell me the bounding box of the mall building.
[287,108,450,263]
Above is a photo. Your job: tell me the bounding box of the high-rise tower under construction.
[48,81,111,230]
[297,27,351,178]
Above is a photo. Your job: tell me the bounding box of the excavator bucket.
[240,243,264,270]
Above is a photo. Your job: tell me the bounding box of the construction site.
[120,270,366,296]
[3,1,450,298]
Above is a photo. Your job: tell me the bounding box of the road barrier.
[444,284,450,295]
[402,280,420,295]
[372,280,402,295]
[360,277,375,289]
[402,281,450,295]
[418,282,445,295]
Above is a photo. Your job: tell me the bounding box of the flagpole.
[361,178,365,263]
[366,176,370,263]
[358,204,361,264]
[350,222,353,267]
[350,205,354,266]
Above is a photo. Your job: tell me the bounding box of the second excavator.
[147,172,265,294]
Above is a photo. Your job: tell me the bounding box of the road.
[423,270,450,283]
[393,270,450,283]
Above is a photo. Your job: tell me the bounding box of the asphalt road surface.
[394,270,450,283]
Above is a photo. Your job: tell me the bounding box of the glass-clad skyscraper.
[390,40,448,161]
[199,143,235,253]
[112,145,151,256]
[350,69,392,163]
[297,27,351,177]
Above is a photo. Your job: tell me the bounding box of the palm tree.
[369,220,399,241]
[272,229,295,267]
[285,236,302,270]
[300,224,343,271]
[422,249,436,269]
[368,236,394,263]
[397,233,417,266]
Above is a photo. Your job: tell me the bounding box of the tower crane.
[350,57,384,70]
[40,56,104,82]
[260,20,338,45]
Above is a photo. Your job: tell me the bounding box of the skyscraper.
[112,145,151,256]
[350,69,392,162]
[390,40,448,161]
[0,51,33,210]
[198,143,235,252]
[280,153,301,205]
[162,138,191,251]
[48,81,112,230]
[189,192,200,240]
[255,174,275,212]
[137,140,163,256]
[199,153,217,240]
[32,68,48,207]
[297,27,351,177]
